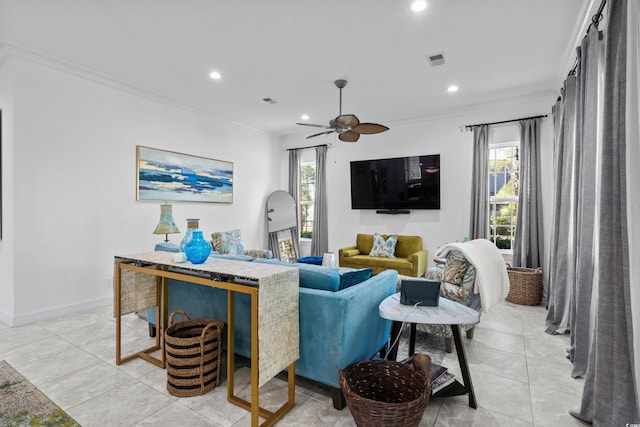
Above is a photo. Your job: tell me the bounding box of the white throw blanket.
[435,239,509,312]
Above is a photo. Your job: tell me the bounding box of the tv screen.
[350,154,440,210]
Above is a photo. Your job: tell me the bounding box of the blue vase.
[180,218,200,252]
[184,230,211,264]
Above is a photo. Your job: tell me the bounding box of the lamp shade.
[153,204,180,241]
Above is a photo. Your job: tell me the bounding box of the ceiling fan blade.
[339,131,360,142]
[296,123,332,129]
[335,114,360,128]
[352,123,390,134]
[307,130,335,139]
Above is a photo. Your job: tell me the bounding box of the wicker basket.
[339,354,432,427]
[165,310,224,397]
[506,267,543,306]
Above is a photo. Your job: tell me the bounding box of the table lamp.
[153,203,180,242]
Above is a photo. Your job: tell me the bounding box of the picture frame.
[136,145,233,203]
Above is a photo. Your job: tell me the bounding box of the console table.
[379,293,479,408]
[114,252,299,427]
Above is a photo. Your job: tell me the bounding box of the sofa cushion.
[211,229,245,256]
[369,233,397,258]
[346,255,413,270]
[253,258,341,292]
[338,268,373,290]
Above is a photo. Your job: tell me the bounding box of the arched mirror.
[266,191,299,261]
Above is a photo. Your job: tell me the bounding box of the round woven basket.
[506,267,543,306]
[339,355,432,427]
[165,310,224,397]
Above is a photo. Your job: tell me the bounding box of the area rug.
[0,360,80,427]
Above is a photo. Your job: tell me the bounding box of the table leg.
[409,323,417,356]
[451,325,477,408]
[388,321,402,361]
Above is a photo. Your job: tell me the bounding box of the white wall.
[1,55,280,325]
[0,60,14,321]
[282,93,556,269]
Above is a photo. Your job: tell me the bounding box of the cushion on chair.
[369,233,397,258]
[440,250,477,307]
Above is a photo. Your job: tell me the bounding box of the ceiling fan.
[296,79,389,142]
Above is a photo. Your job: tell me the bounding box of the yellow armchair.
[339,233,427,277]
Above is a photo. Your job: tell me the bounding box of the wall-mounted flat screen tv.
[350,154,440,210]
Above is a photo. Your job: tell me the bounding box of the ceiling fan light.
[209,71,222,80]
[448,85,459,93]
[301,114,310,120]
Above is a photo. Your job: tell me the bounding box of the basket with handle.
[164,310,224,397]
[339,354,432,427]
[506,266,543,306]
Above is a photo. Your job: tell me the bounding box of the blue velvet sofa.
[147,251,397,409]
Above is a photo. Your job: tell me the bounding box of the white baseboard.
[0,296,112,327]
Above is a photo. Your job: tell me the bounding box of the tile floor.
[0,301,589,427]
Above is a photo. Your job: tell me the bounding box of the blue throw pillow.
[338,268,373,290]
[369,233,398,258]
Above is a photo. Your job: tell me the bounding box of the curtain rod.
[463,114,548,130]
[569,0,607,75]
[285,143,332,151]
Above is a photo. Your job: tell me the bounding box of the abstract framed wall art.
[136,145,233,203]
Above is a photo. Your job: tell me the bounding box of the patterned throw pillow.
[440,250,477,307]
[211,229,245,256]
[368,233,398,258]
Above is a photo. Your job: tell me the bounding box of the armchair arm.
[339,245,360,258]
[407,249,428,277]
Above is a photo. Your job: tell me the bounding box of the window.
[300,160,316,239]
[488,142,519,250]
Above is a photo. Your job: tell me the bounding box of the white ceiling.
[0,0,589,139]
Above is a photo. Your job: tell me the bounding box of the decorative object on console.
[153,203,180,242]
[180,218,200,252]
[184,230,212,264]
[369,233,398,258]
[322,252,337,267]
[137,145,233,203]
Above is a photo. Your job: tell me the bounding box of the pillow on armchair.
[440,249,477,307]
[211,229,245,256]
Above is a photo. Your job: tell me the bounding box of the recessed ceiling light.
[448,85,459,93]
[209,71,222,80]
[301,114,310,121]
[411,0,427,12]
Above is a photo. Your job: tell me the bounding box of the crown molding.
[0,42,266,135]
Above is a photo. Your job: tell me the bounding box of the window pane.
[488,143,519,250]
[300,164,316,238]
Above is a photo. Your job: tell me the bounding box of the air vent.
[262,97,277,104]
[426,52,446,66]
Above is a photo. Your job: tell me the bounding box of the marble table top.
[379,293,480,325]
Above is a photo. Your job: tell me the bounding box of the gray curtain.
[569,27,602,379]
[310,145,328,256]
[469,125,489,239]
[574,0,639,423]
[287,149,301,258]
[513,118,543,268]
[546,77,576,334]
